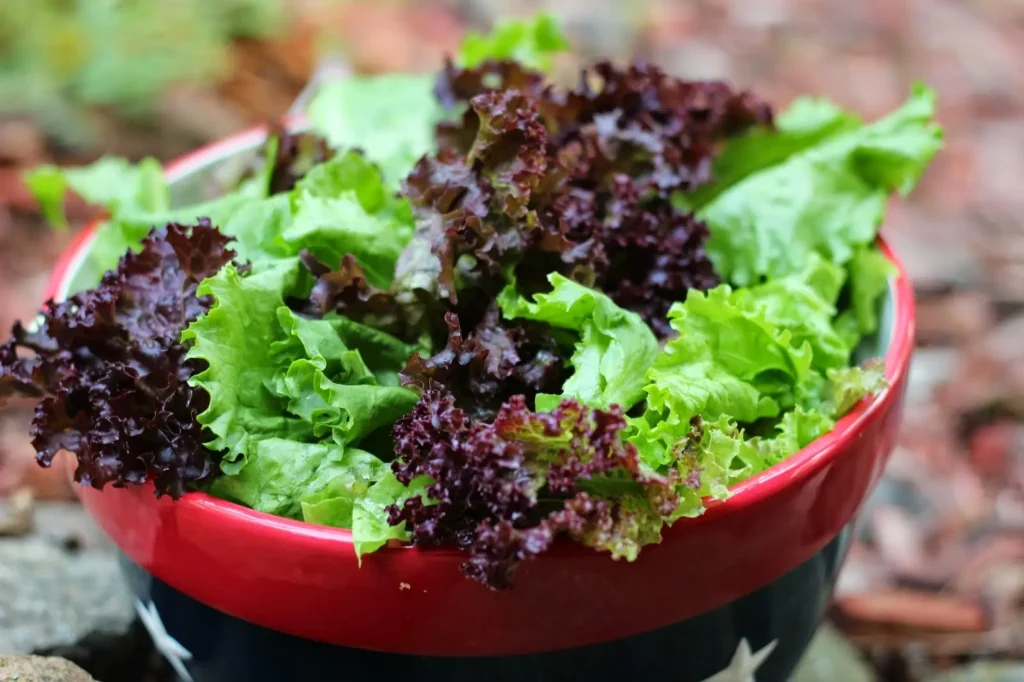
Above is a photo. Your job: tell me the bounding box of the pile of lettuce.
[0,16,941,589]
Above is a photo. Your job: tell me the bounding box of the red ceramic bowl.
[48,126,914,682]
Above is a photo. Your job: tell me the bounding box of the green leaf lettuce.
[681,85,942,287]
[498,273,659,411]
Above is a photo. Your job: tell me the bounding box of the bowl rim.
[47,122,917,559]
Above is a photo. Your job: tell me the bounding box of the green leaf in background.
[307,15,569,189]
[458,14,571,72]
[308,75,442,189]
[282,193,408,287]
[57,147,416,297]
[295,151,413,223]
[64,190,260,296]
[277,152,415,285]
[498,273,659,411]
[686,85,941,286]
[678,98,861,213]
[22,166,70,229]
[23,156,169,231]
[26,153,266,295]
[67,157,170,212]
[211,192,294,263]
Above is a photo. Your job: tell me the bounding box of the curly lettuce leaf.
[183,259,418,473]
[623,414,768,519]
[760,360,888,466]
[685,85,941,286]
[267,308,418,445]
[347,472,432,558]
[211,438,431,560]
[208,439,375,520]
[458,14,570,72]
[837,246,897,345]
[64,150,415,297]
[302,469,432,559]
[629,256,889,474]
[223,151,415,285]
[823,359,889,416]
[187,260,423,556]
[745,254,851,373]
[672,417,770,516]
[498,273,659,410]
[758,407,836,467]
[572,491,666,561]
[642,285,813,437]
[61,178,268,295]
[632,359,888,513]
[183,261,309,469]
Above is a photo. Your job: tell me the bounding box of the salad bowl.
[45,123,915,682]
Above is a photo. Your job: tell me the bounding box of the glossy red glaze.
[47,126,915,657]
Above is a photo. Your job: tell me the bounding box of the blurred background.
[0,1,1022,680]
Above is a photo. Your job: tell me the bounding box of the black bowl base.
[121,523,852,682]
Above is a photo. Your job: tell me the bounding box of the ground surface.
[1,1,1022,680]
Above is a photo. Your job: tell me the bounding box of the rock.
[0,489,33,536]
[0,502,170,681]
[27,501,113,553]
[0,655,95,681]
[0,503,133,655]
